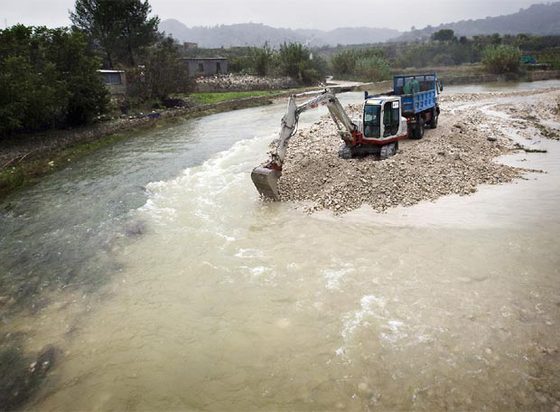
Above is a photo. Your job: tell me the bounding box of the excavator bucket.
[251,167,282,200]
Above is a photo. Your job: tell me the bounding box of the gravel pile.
[196,74,298,92]
[276,90,554,214]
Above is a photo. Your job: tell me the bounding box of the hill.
[396,2,560,41]
[158,20,401,48]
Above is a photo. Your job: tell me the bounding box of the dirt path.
[278,88,560,213]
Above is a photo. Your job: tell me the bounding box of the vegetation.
[276,43,325,85]
[331,48,391,81]
[190,90,281,105]
[317,31,560,79]
[431,29,456,42]
[250,43,274,76]
[184,32,558,83]
[0,25,108,137]
[70,0,159,68]
[0,0,195,137]
[127,37,192,102]
[482,45,522,74]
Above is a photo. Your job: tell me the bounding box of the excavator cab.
[363,98,404,141]
[363,105,381,138]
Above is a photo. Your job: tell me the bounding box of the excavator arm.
[251,89,361,200]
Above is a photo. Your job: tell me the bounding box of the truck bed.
[393,73,439,116]
[401,89,437,115]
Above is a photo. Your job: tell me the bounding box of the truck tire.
[430,108,439,129]
[412,118,424,139]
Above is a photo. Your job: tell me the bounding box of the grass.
[189,90,283,105]
[0,130,141,200]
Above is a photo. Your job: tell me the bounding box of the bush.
[482,45,522,74]
[354,56,391,82]
[330,48,391,81]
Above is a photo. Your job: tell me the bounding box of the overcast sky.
[1,0,547,31]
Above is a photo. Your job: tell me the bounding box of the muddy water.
[1,83,560,411]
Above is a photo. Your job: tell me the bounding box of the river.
[1,82,559,410]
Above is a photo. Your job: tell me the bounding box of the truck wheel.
[430,109,438,129]
[338,143,353,159]
[412,119,424,139]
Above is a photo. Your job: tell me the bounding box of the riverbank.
[0,87,318,200]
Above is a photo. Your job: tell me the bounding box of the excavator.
[251,74,441,200]
[250,89,408,200]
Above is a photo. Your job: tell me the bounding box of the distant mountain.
[160,3,560,49]
[158,20,401,48]
[395,2,560,41]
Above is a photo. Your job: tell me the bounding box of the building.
[182,42,198,51]
[97,70,126,95]
[182,58,229,77]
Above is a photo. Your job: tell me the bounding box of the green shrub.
[330,48,391,81]
[482,45,522,74]
[331,48,386,78]
[354,56,391,82]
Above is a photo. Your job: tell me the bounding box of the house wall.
[98,71,127,95]
[184,60,229,77]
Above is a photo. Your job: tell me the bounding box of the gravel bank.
[277,89,559,213]
[196,74,298,92]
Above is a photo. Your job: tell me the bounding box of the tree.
[250,43,274,76]
[276,43,325,85]
[70,0,159,67]
[127,37,192,102]
[432,29,456,42]
[0,25,108,136]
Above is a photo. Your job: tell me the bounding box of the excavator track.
[380,142,398,159]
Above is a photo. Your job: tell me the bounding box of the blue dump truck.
[364,73,443,141]
[392,73,442,139]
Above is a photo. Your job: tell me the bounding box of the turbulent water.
[1,82,560,411]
